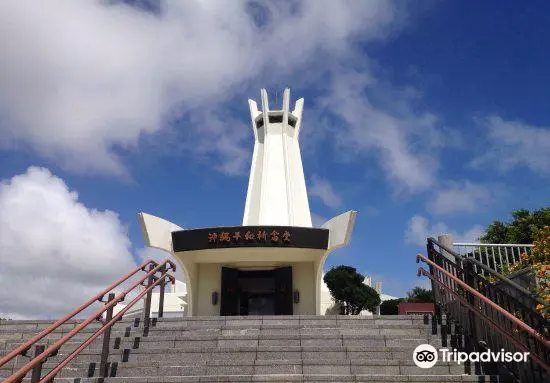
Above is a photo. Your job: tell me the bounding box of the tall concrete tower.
[243,89,312,227]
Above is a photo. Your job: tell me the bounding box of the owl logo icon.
[413,344,438,368]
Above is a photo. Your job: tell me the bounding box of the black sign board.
[172,226,329,252]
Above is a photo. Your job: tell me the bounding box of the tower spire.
[242,88,312,227]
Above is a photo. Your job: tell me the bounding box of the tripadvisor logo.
[413,344,438,368]
[413,344,529,369]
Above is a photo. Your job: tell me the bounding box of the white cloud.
[309,175,342,209]
[404,215,484,247]
[472,116,550,175]
[0,167,136,319]
[323,68,442,194]
[429,181,493,214]
[0,0,401,176]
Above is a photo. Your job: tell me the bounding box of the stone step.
[2,331,439,352]
[1,326,433,344]
[0,316,428,332]
[0,324,431,341]
[14,374,501,382]
[3,344,444,371]
[1,329,435,349]
[2,338,441,360]
[10,359,469,378]
[1,316,480,383]
[0,319,139,333]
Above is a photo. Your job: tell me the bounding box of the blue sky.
[0,0,549,317]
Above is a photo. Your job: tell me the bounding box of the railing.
[453,242,534,275]
[1,258,176,383]
[420,238,549,383]
[437,239,546,315]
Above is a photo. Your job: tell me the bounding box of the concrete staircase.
[1,316,501,382]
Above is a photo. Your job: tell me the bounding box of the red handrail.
[38,270,175,383]
[0,259,157,369]
[417,266,550,373]
[2,259,176,383]
[416,253,548,344]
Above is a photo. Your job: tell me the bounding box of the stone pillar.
[438,234,455,263]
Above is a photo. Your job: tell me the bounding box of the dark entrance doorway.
[220,266,293,316]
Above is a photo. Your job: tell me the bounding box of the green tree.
[405,287,434,303]
[480,208,550,244]
[324,266,381,315]
[380,298,404,315]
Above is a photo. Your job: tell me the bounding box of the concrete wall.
[291,262,315,314]
[194,262,316,316]
[196,263,221,316]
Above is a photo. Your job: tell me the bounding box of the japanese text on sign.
[207,228,292,245]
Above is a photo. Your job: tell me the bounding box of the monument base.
[138,211,357,317]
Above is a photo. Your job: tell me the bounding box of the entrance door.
[220,267,239,316]
[238,270,275,315]
[220,267,293,316]
[274,266,293,315]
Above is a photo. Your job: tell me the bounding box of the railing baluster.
[143,264,155,332]
[504,246,510,266]
[30,345,46,383]
[451,242,534,273]
[99,293,115,379]
[158,264,166,318]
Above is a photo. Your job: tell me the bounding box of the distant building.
[112,280,187,318]
[398,302,435,316]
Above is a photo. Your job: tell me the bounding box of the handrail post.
[99,293,115,378]
[463,260,480,374]
[30,344,46,383]
[143,264,155,332]
[426,240,441,327]
[158,264,166,319]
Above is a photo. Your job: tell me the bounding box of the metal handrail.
[38,270,175,383]
[454,242,535,247]
[417,253,548,345]
[428,237,546,307]
[2,258,176,383]
[0,259,158,369]
[416,266,550,373]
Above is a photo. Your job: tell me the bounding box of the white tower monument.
[138,88,357,317]
[243,89,312,227]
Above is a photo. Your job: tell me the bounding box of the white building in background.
[112,280,187,318]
